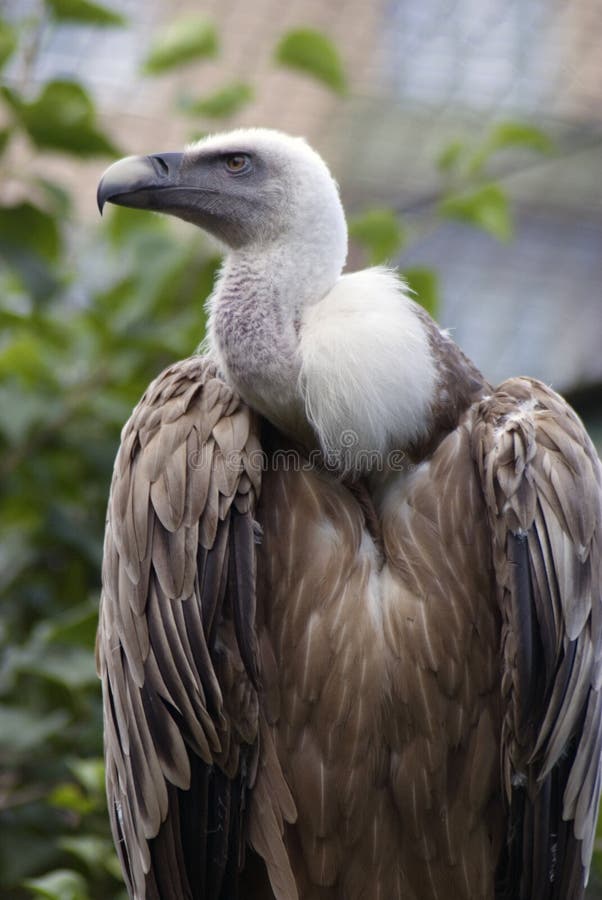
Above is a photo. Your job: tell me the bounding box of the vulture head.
[97,128,347,302]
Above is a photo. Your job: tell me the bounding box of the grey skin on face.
[97,148,281,247]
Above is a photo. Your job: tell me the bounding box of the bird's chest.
[255,454,503,898]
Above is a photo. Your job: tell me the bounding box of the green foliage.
[274,28,347,94]
[0,196,215,900]
[0,202,62,299]
[44,0,126,26]
[437,119,553,178]
[436,138,466,173]
[0,706,70,756]
[467,121,553,175]
[0,202,61,261]
[1,81,118,156]
[142,16,218,74]
[24,870,90,900]
[348,208,405,265]
[403,267,439,318]
[180,81,255,119]
[0,125,11,153]
[434,120,554,245]
[0,18,17,70]
[440,182,513,242]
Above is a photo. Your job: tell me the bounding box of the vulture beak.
[97,153,185,215]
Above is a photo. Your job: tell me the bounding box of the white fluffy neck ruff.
[299,268,437,472]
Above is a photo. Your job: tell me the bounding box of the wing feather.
[473,376,602,899]
[97,356,295,899]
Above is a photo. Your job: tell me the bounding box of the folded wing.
[96,356,295,900]
[473,377,602,899]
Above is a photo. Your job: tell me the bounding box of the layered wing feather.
[96,356,295,900]
[473,376,602,899]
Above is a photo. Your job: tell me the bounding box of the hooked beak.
[97,152,185,215]
[97,149,248,247]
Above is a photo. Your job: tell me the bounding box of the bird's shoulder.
[472,374,602,539]
[110,355,262,552]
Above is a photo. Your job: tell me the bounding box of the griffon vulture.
[96,128,602,900]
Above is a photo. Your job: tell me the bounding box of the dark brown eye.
[225,154,249,173]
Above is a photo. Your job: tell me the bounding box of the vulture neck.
[208,225,347,440]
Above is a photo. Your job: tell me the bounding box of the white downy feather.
[299,267,436,472]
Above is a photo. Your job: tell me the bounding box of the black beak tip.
[97,180,109,216]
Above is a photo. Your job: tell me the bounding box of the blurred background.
[0,0,601,897]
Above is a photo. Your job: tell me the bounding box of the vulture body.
[96,129,602,900]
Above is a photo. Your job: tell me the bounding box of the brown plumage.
[97,357,602,900]
[96,128,602,899]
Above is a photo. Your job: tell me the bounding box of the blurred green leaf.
[180,81,254,119]
[0,126,12,156]
[1,826,61,889]
[2,81,118,156]
[49,783,95,815]
[0,387,60,445]
[0,202,60,262]
[468,121,553,175]
[403,267,439,318]
[0,250,59,300]
[20,646,98,689]
[35,177,73,216]
[104,203,170,243]
[349,208,405,265]
[68,758,106,796]
[274,28,347,94]
[45,0,125,26]
[436,139,466,174]
[142,16,218,74]
[25,868,90,900]
[487,120,553,154]
[440,183,513,242]
[0,19,17,71]
[0,334,50,384]
[60,835,115,871]
[0,706,69,755]
[43,601,99,648]
[0,202,62,299]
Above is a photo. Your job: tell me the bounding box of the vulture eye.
[224,154,250,174]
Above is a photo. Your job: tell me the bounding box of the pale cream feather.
[299,267,437,471]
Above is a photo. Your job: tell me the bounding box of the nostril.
[152,155,169,176]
